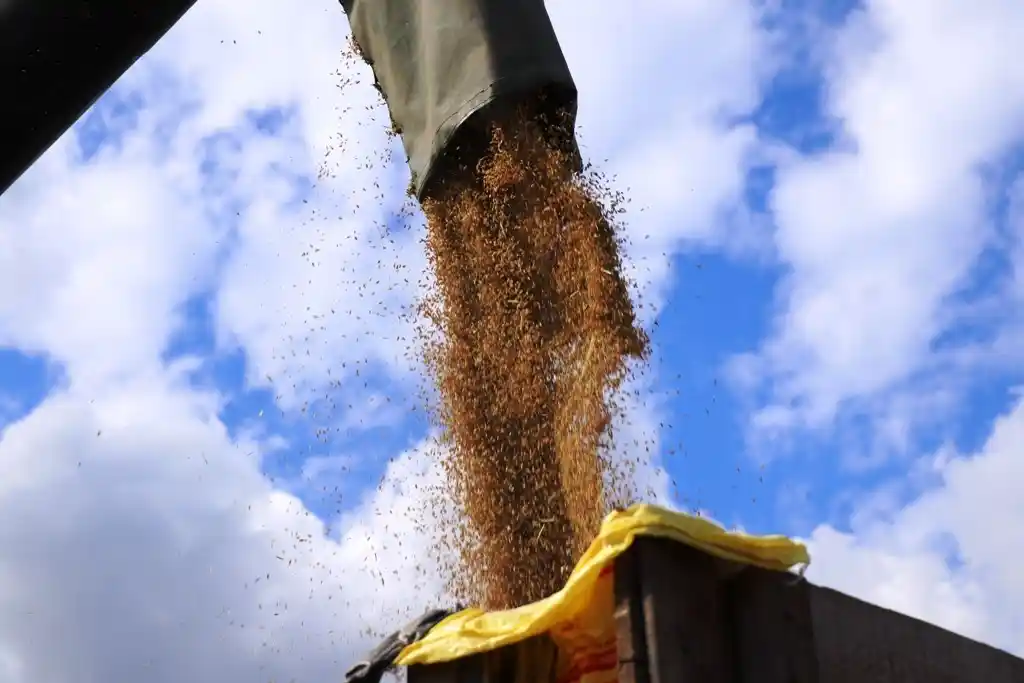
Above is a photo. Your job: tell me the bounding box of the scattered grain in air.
[322,39,655,617]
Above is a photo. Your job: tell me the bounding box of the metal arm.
[0,0,199,196]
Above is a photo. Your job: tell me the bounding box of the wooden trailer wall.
[408,537,1024,683]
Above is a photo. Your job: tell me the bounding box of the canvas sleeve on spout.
[340,0,579,199]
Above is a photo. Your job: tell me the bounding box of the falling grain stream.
[420,107,648,609]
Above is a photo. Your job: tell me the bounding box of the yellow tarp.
[395,504,809,683]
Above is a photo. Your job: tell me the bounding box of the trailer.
[402,536,1024,683]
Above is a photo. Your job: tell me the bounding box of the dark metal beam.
[0,0,199,195]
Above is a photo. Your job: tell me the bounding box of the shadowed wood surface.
[408,537,1024,683]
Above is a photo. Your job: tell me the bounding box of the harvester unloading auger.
[0,0,581,199]
[339,0,583,200]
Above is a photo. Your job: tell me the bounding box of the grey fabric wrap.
[340,0,579,199]
[344,608,455,683]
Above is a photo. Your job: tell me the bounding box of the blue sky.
[1,0,1023,680]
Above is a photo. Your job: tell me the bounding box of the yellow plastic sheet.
[395,504,809,683]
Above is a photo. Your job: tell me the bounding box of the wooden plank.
[406,635,557,683]
[483,640,516,683]
[729,567,819,683]
[510,635,558,683]
[408,652,486,683]
[635,537,732,683]
[613,544,650,683]
[811,585,1024,683]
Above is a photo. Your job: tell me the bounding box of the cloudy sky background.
[1,0,1024,680]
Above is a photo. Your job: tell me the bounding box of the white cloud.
[170,0,426,405]
[551,0,769,151]
[808,392,1024,655]
[551,0,775,313]
[741,0,1024,436]
[1008,177,1024,303]
[0,373,449,682]
[0,138,223,391]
